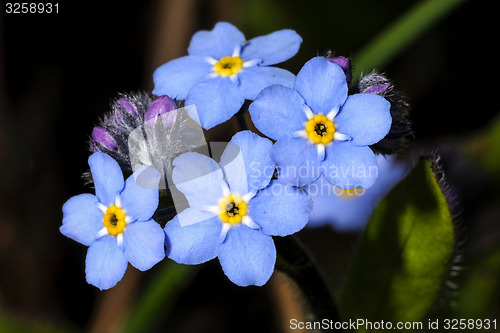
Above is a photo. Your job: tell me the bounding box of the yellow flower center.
[338,187,365,199]
[218,194,247,225]
[214,56,243,76]
[305,114,336,145]
[103,205,127,236]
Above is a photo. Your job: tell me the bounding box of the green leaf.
[352,0,467,79]
[123,262,198,333]
[340,159,455,329]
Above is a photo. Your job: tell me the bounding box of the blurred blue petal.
[249,85,307,140]
[307,155,412,231]
[185,77,245,129]
[335,93,392,146]
[123,219,165,271]
[60,194,103,246]
[88,152,124,206]
[165,211,222,265]
[188,22,245,59]
[241,29,302,66]
[152,56,213,100]
[295,57,348,114]
[218,225,276,286]
[248,182,312,236]
[85,236,128,290]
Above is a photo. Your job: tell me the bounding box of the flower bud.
[113,98,138,124]
[326,56,351,83]
[145,95,177,129]
[91,126,117,150]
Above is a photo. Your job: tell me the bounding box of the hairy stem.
[275,236,344,333]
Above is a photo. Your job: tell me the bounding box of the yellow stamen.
[218,195,247,225]
[214,56,243,76]
[103,205,127,235]
[337,187,365,199]
[304,114,335,145]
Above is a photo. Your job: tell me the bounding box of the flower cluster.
[61,22,410,289]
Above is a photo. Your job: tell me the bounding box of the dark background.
[1,0,499,332]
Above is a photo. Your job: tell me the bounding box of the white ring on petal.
[243,59,260,68]
[327,107,339,121]
[242,216,260,229]
[232,45,241,58]
[206,57,218,65]
[97,202,108,213]
[304,106,314,120]
[242,190,257,203]
[293,130,309,138]
[199,205,220,215]
[334,132,351,141]
[221,182,231,197]
[229,74,239,84]
[220,223,231,243]
[317,143,326,161]
[96,227,108,239]
[207,72,219,79]
[116,233,124,248]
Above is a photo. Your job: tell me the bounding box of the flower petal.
[172,152,224,209]
[218,225,276,286]
[307,155,411,231]
[236,66,295,100]
[85,235,128,290]
[249,85,307,140]
[88,152,124,206]
[295,57,348,114]
[220,131,274,195]
[334,93,392,146]
[123,219,165,271]
[241,29,302,66]
[271,136,321,186]
[248,182,312,236]
[322,142,378,189]
[185,77,245,129]
[60,194,104,246]
[120,165,160,222]
[152,56,213,100]
[188,22,245,60]
[305,176,373,231]
[164,210,222,265]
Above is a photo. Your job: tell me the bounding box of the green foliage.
[340,159,455,331]
[123,263,197,333]
[352,0,468,78]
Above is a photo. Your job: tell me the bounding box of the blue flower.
[153,22,302,130]
[306,155,412,231]
[60,152,165,290]
[249,56,392,188]
[164,131,312,286]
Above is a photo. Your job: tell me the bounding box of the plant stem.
[275,236,343,332]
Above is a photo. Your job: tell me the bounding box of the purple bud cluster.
[89,93,178,174]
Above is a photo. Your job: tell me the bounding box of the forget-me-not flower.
[249,56,392,188]
[60,152,165,290]
[306,154,412,232]
[153,22,302,130]
[164,131,312,286]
